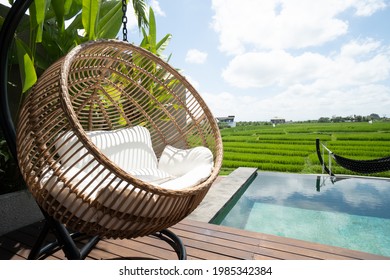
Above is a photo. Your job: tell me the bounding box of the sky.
[131,0,390,122]
[2,0,390,122]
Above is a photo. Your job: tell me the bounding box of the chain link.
[122,0,128,41]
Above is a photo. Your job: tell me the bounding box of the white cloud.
[352,0,388,16]
[271,83,390,120]
[150,0,166,17]
[203,82,390,121]
[222,50,330,88]
[340,39,382,58]
[222,39,390,89]
[209,0,390,121]
[185,49,208,64]
[202,91,244,118]
[126,8,141,31]
[216,37,390,121]
[211,0,387,54]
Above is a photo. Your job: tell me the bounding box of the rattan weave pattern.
[16,40,223,239]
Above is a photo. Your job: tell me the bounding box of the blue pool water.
[213,172,390,257]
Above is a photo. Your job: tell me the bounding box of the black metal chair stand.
[28,209,186,260]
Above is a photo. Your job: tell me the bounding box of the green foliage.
[2,0,148,94]
[15,38,37,92]
[82,0,101,40]
[140,7,172,58]
[130,0,148,29]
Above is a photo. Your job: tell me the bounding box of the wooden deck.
[1,218,388,260]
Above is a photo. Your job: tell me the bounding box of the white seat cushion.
[40,167,102,222]
[48,126,214,220]
[40,167,172,220]
[160,165,213,190]
[127,168,173,185]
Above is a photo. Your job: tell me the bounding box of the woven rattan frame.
[16,40,223,239]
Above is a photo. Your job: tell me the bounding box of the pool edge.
[187,167,258,223]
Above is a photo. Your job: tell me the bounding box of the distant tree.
[331,116,343,123]
[318,117,330,123]
[370,113,381,120]
[355,115,363,122]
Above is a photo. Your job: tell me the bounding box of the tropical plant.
[140,7,171,58]
[135,7,183,125]
[3,0,148,95]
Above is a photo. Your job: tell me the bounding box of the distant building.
[270,117,285,124]
[216,115,236,127]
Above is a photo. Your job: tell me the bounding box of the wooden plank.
[173,222,312,260]
[1,219,388,260]
[175,221,314,258]
[178,219,389,260]
[175,224,340,260]
[189,221,374,259]
[180,234,253,259]
[101,237,178,260]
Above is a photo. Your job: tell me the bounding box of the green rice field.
[220,122,390,178]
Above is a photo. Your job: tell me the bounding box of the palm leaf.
[131,0,148,28]
[82,0,101,40]
[97,1,123,39]
[15,39,37,93]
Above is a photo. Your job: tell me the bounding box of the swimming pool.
[211,171,390,257]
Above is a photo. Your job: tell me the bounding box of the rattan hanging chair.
[16,39,223,240]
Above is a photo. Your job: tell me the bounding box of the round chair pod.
[17,40,223,239]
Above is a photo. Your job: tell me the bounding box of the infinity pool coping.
[188,167,258,223]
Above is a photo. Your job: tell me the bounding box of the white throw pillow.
[88,126,158,172]
[158,145,214,177]
[56,126,158,173]
[55,131,92,171]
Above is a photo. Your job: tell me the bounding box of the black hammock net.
[316,139,390,175]
[332,154,390,174]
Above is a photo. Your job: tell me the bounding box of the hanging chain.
[122,0,128,41]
